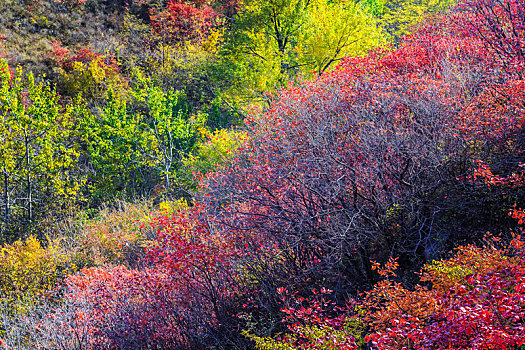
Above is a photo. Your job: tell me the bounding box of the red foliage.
[459,79,525,144]
[217,0,241,19]
[50,41,119,73]
[63,207,246,349]
[144,206,244,305]
[471,161,525,187]
[66,266,182,348]
[150,0,220,45]
[274,287,361,349]
[201,11,492,293]
[363,237,525,349]
[454,0,525,78]
[268,237,525,350]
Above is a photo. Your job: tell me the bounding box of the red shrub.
[201,13,492,294]
[150,0,220,45]
[66,265,182,349]
[62,207,246,349]
[50,41,119,73]
[363,237,525,349]
[454,0,525,78]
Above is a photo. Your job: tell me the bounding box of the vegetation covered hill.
[0,0,524,349]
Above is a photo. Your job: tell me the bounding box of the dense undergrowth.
[0,0,524,349]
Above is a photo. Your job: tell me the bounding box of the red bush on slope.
[257,235,525,350]
[363,231,525,349]
[201,12,493,294]
[201,0,525,345]
[62,207,247,349]
[150,0,221,45]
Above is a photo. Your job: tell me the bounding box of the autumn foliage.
[150,0,221,45]
[2,0,525,349]
[254,235,525,350]
[363,233,525,349]
[456,0,525,77]
[201,2,492,300]
[39,207,247,349]
[49,0,525,347]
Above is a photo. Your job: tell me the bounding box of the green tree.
[0,60,86,240]
[86,76,205,202]
[83,90,149,202]
[131,76,205,195]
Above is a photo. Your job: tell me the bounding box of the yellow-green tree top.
[220,0,382,104]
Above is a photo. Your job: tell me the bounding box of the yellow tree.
[220,0,382,104]
[301,0,382,75]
